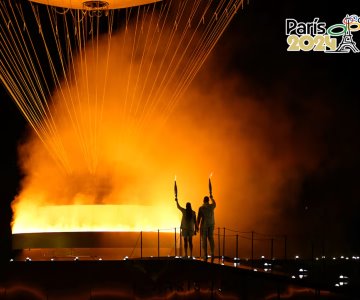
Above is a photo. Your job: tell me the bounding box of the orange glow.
[29,0,160,10]
[12,205,175,233]
[10,2,321,236]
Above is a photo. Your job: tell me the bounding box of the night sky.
[1,0,359,261]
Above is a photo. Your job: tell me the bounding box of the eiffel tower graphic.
[335,15,360,53]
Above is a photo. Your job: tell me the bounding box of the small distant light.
[341,256,344,259]
[333,257,336,260]
[339,282,344,286]
[218,288,222,292]
[253,268,258,272]
[221,262,224,265]
[352,256,356,260]
[335,283,339,287]
[261,255,265,259]
[357,256,360,260]
[98,258,102,261]
[315,257,319,260]
[264,268,268,272]
[123,256,129,260]
[150,256,153,258]
[295,255,299,259]
[346,257,349,260]
[50,258,54,261]
[322,256,326,259]
[9,258,14,262]
[74,257,79,261]
[299,275,304,279]
[291,275,296,279]
[25,257,31,262]
[175,256,180,259]
[264,262,268,266]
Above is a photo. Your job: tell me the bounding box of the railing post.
[140,231,143,258]
[157,229,160,258]
[251,231,254,268]
[218,227,221,263]
[223,227,226,260]
[236,234,239,259]
[174,227,177,257]
[180,229,183,257]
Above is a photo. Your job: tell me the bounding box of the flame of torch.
[174,176,178,200]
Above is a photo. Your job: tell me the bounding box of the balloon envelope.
[30,0,160,10]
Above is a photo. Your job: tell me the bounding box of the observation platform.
[8,231,360,299]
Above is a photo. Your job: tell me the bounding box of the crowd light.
[335,275,350,287]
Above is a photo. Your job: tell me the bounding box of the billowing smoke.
[11,12,323,237]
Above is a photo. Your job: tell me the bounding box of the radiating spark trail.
[1,0,246,233]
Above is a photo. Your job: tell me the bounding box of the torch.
[174,176,178,200]
[209,173,213,198]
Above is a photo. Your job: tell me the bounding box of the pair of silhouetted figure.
[175,195,216,262]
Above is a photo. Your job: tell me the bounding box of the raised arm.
[210,195,216,208]
[175,198,183,211]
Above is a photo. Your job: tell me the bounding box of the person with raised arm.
[197,194,216,262]
[175,197,197,258]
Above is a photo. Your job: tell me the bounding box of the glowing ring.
[29,0,161,10]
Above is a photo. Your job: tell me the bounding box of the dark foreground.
[0,258,358,299]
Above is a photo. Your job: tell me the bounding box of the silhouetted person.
[197,195,216,262]
[175,197,196,257]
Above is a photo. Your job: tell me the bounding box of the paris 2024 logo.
[285,14,359,53]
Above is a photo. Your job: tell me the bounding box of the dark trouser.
[200,226,214,261]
